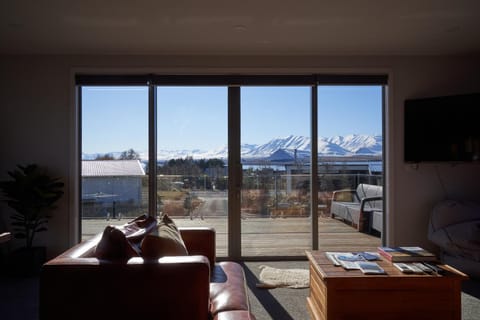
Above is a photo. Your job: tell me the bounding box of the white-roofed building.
[82,160,146,218]
[82,160,145,177]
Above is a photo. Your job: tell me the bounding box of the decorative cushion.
[430,200,480,230]
[140,214,188,259]
[94,214,157,261]
[430,221,480,261]
[117,214,157,244]
[94,225,140,261]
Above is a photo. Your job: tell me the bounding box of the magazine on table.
[356,261,386,274]
[325,252,380,270]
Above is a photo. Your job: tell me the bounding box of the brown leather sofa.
[40,225,256,320]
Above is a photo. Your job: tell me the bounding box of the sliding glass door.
[81,86,149,240]
[78,76,386,256]
[317,85,384,249]
[156,86,229,257]
[241,86,312,257]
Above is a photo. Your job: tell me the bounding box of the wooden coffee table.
[306,250,468,320]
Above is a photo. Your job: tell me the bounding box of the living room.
[1,1,480,319]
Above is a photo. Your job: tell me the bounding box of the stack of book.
[377,246,437,262]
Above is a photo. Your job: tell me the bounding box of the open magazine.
[325,252,380,270]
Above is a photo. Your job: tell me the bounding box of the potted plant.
[0,164,64,275]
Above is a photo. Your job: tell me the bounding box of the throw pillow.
[95,225,140,261]
[140,214,188,259]
[118,214,157,244]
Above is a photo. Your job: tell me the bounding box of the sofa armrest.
[359,196,383,212]
[40,255,211,320]
[358,196,383,232]
[180,227,216,268]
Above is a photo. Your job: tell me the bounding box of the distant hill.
[82,134,382,161]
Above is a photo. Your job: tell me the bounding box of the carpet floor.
[242,260,480,320]
[242,261,310,320]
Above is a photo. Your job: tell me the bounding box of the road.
[194,191,228,217]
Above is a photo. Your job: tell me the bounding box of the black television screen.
[404,93,480,162]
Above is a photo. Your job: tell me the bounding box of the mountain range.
[82,134,382,161]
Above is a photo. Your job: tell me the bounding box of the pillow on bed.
[140,214,188,259]
[95,225,140,261]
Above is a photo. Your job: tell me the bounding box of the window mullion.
[311,85,319,250]
[228,86,241,259]
[148,84,157,217]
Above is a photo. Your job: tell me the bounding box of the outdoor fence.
[81,173,382,219]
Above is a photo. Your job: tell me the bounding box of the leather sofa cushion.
[210,262,249,316]
[141,214,188,259]
[214,310,257,320]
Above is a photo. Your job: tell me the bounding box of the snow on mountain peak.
[82,134,382,161]
[328,134,382,154]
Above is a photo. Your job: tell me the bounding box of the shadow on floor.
[241,261,311,320]
[0,274,39,320]
[463,278,480,298]
[241,262,296,320]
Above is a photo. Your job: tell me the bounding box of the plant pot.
[9,246,46,276]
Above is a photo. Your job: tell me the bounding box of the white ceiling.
[1,1,480,56]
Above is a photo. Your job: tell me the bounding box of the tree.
[119,148,140,160]
[197,158,225,170]
[95,153,115,160]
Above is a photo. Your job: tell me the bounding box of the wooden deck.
[82,216,380,258]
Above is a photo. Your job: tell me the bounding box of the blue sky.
[82,85,382,154]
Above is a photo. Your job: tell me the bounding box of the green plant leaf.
[0,163,64,248]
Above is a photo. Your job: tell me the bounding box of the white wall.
[1,55,479,258]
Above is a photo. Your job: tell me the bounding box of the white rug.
[256,265,310,289]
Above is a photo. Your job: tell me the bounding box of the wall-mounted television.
[404,93,480,163]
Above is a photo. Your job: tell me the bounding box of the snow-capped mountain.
[327,134,382,155]
[82,134,382,161]
[243,135,311,158]
[239,134,381,159]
